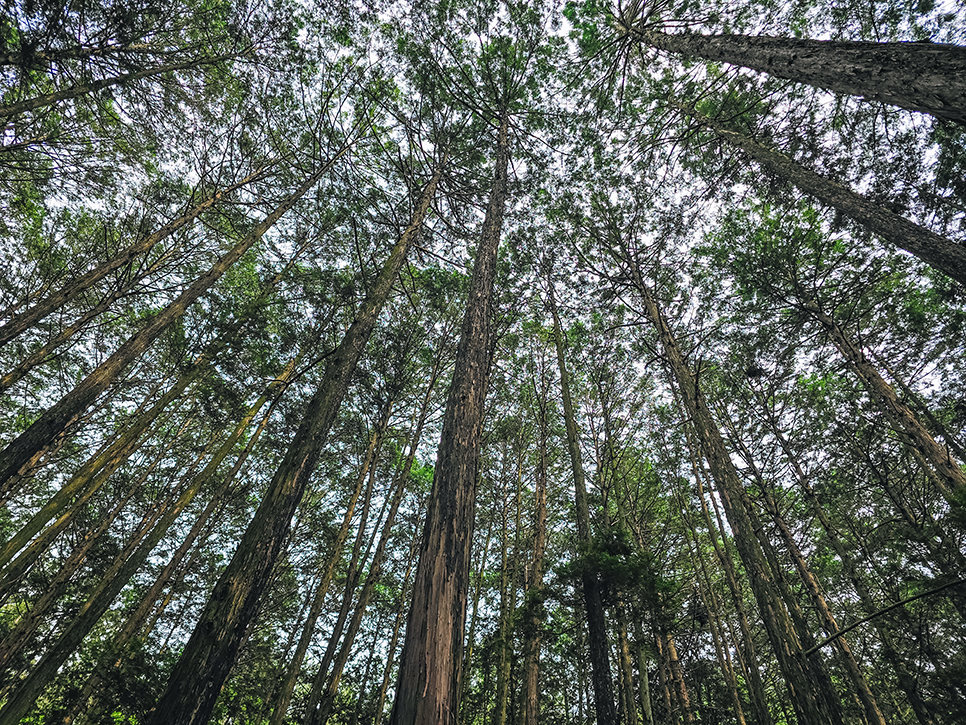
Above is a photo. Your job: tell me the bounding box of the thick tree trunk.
[679,105,966,287]
[628,265,842,725]
[144,163,442,725]
[0,152,344,491]
[0,165,271,347]
[623,28,966,125]
[387,121,508,725]
[547,282,619,725]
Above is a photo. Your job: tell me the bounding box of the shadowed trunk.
[388,118,508,725]
[623,27,966,124]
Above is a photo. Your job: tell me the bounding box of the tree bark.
[627,264,842,725]
[144,162,443,725]
[388,119,508,725]
[622,27,966,125]
[678,104,966,287]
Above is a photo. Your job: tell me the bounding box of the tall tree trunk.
[723,418,888,725]
[618,26,966,124]
[799,298,966,500]
[632,620,655,725]
[0,357,297,725]
[678,492,748,725]
[0,164,272,347]
[387,120,508,725]
[374,534,419,725]
[685,437,772,725]
[615,602,640,725]
[303,384,438,725]
[62,378,287,725]
[677,104,966,287]
[547,281,619,725]
[144,162,443,725]
[626,262,842,725]
[0,150,347,491]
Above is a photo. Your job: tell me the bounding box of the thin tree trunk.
[373,533,419,725]
[0,150,346,490]
[522,356,550,725]
[799,298,966,499]
[0,53,239,118]
[678,493,748,725]
[755,387,937,724]
[615,602,640,725]
[62,377,288,725]
[388,121,507,725]
[632,620,654,725]
[0,164,272,347]
[678,104,966,287]
[0,246,317,578]
[269,407,393,725]
[626,262,842,725]
[0,356,297,725]
[547,280,619,725]
[617,26,966,125]
[686,439,772,725]
[305,447,382,724]
[145,161,443,725]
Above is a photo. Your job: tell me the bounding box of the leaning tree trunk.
[0,164,272,347]
[0,359,297,725]
[388,119,508,725]
[547,281,620,725]
[0,149,346,491]
[798,298,966,501]
[677,104,966,287]
[621,27,966,125]
[627,262,843,725]
[144,162,444,725]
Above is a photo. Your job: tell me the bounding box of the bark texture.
[629,29,966,125]
[144,164,442,725]
[388,120,508,725]
[681,105,966,287]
